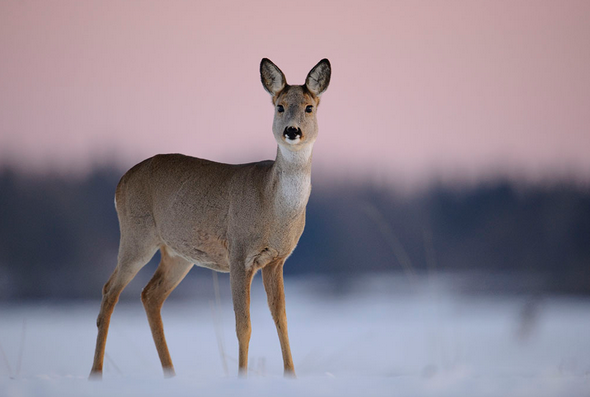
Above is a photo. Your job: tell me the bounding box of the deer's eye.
[277,105,284,113]
[305,105,313,113]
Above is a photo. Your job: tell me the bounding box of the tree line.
[1,167,589,300]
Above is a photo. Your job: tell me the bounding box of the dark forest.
[1,168,589,300]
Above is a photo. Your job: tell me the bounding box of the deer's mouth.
[283,126,302,143]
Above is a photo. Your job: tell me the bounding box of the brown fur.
[90,58,331,379]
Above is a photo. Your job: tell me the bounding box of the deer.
[89,58,331,379]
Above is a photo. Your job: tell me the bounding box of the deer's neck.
[272,145,313,214]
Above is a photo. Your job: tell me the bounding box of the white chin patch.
[284,136,301,145]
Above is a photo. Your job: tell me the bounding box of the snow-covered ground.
[1,275,589,396]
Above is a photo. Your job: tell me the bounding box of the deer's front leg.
[262,260,295,377]
[230,261,255,377]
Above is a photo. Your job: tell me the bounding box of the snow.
[1,275,589,396]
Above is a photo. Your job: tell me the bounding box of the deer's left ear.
[306,59,331,96]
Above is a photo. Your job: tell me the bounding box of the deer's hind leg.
[90,231,159,379]
[141,246,193,377]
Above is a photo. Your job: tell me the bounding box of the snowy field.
[1,275,589,397]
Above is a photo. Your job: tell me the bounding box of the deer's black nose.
[284,126,302,140]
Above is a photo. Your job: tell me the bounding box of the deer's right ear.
[260,58,286,96]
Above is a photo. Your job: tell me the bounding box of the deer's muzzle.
[284,127,302,141]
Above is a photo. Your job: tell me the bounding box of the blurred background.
[0,0,590,391]
[1,0,589,300]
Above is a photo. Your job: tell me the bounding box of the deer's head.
[261,58,331,151]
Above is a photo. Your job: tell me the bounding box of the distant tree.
[1,168,589,299]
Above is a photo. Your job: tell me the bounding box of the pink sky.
[1,0,589,190]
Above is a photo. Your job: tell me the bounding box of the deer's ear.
[260,58,286,96]
[306,59,331,96]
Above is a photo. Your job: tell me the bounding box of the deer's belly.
[164,233,230,273]
[194,260,230,273]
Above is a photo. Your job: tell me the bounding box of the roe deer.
[90,58,331,379]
